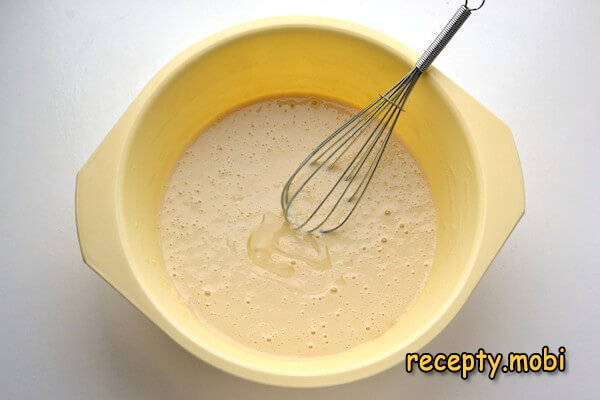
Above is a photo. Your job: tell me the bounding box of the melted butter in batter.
[159,97,437,356]
[247,212,333,294]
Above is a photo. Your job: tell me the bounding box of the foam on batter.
[159,97,437,356]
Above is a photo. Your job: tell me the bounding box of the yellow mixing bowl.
[75,17,524,387]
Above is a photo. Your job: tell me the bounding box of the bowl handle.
[443,77,525,283]
[75,112,150,308]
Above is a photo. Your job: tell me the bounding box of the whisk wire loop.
[281,2,484,232]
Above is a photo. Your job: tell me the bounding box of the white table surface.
[2,0,599,398]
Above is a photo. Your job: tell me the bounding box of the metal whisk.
[281,1,485,233]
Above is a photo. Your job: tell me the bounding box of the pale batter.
[159,97,437,356]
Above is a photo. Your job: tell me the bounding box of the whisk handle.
[416,5,472,72]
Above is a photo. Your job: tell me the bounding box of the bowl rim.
[114,16,487,387]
